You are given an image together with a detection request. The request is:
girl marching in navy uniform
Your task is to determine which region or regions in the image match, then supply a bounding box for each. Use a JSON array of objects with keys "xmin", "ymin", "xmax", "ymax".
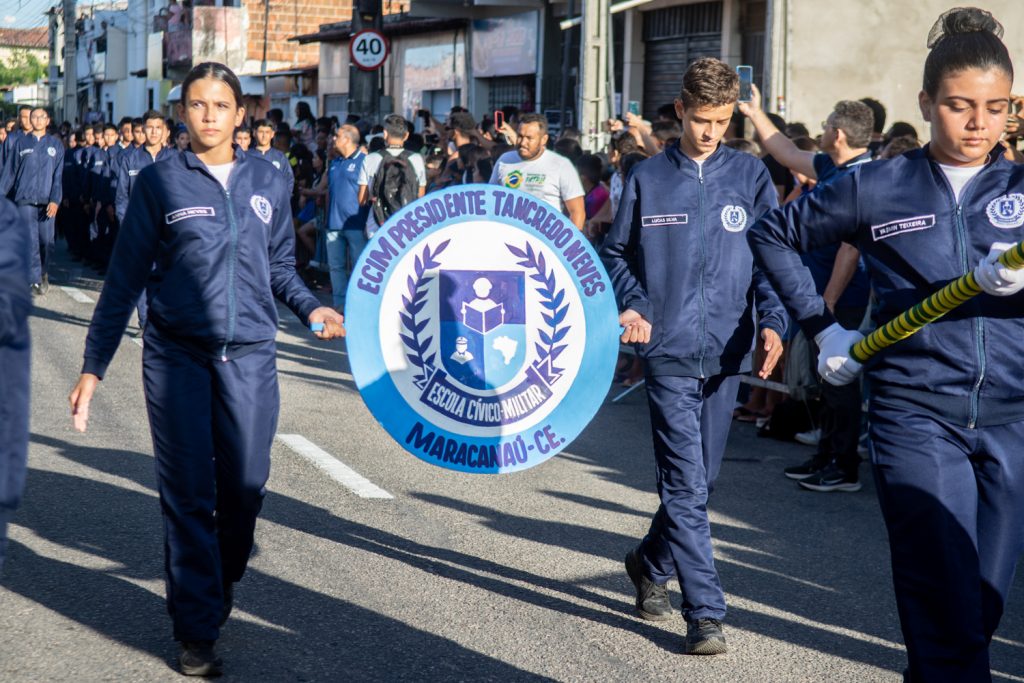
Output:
[
  {"xmin": 748, "ymin": 9, "xmax": 1024, "ymax": 681},
  {"xmin": 69, "ymin": 62, "xmax": 345, "ymax": 676}
]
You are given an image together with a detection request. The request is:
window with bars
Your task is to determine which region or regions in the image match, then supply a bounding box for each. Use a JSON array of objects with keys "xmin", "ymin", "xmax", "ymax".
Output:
[{"xmin": 489, "ymin": 76, "xmax": 535, "ymax": 113}]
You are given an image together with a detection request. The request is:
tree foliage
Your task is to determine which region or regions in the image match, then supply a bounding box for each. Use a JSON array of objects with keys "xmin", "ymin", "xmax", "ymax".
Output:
[{"xmin": 0, "ymin": 49, "xmax": 47, "ymax": 87}]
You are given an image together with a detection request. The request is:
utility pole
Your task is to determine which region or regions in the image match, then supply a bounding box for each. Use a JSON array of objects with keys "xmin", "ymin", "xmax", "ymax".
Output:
[
  {"xmin": 348, "ymin": 0, "xmax": 382, "ymax": 123},
  {"xmin": 261, "ymin": 0, "xmax": 271, "ymax": 75},
  {"xmin": 577, "ymin": 0, "xmax": 610, "ymax": 152},
  {"xmin": 63, "ymin": 0, "xmax": 78, "ymax": 125}
]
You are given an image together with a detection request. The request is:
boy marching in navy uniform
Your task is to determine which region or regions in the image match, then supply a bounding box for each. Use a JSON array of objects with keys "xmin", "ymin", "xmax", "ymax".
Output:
[
  {"xmin": 249, "ymin": 118, "xmax": 294, "ymax": 195},
  {"xmin": 115, "ymin": 111, "xmax": 178, "ymax": 223},
  {"xmin": 600, "ymin": 58, "xmax": 785, "ymax": 654},
  {"xmin": 115, "ymin": 111, "xmax": 177, "ymax": 331},
  {"xmin": 69, "ymin": 63, "xmax": 345, "ymax": 677},
  {"xmin": 748, "ymin": 9, "xmax": 1024, "ymax": 681},
  {"xmin": 0, "ymin": 107, "xmax": 63, "ymax": 295},
  {"xmin": 0, "ymin": 196, "xmax": 30, "ymax": 575}
]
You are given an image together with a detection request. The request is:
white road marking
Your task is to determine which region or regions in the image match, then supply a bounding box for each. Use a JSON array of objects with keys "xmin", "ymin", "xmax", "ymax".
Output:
[
  {"xmin": 60, "ymin": 286, "xmax": 94, "ymax": 304},
  {"xmin": 275, "ymin": 434, "xmax": 393, "ymax": 499},
  {"xmin": 130, "ymin": 336, "xmax": 144, "ymax": 348}
]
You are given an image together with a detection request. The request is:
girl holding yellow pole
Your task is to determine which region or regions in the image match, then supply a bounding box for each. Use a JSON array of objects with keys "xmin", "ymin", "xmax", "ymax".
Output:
[{"xmin": 748, "ymin": 8, "xmax": 1024, "ymax": 682}]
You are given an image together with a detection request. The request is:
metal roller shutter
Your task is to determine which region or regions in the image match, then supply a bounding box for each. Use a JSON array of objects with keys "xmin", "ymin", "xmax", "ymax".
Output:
[{"xmin": 642, "ymin": 2, "xmax": 723, "ymax": 119}]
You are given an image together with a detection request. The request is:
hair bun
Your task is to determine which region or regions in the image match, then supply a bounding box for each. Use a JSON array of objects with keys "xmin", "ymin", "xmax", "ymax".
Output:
[{"xmin": 927, "ymin": 7, "xmax": 1003, "ymax": 48}]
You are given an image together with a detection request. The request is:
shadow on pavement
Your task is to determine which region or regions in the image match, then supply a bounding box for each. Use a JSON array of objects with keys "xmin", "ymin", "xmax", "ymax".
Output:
[{"xmin": 5, "ymin": 441, "xmax": 558, "ymax": 681}]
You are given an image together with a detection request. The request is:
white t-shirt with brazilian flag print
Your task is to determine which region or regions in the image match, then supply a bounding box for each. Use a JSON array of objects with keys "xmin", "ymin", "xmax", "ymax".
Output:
[{"xmin": 490, "ymin": 149, "xmax": 585, "ymax": 213}]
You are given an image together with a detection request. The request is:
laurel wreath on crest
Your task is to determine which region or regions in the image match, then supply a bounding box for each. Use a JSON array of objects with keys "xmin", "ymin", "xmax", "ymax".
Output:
[
  {"xmin": 400, "ymin": 239, "xmax": 450, "ymax": 388},
  {"xmin": 506, "ymin": 242, "xmax": 569, "ymax": 378}
]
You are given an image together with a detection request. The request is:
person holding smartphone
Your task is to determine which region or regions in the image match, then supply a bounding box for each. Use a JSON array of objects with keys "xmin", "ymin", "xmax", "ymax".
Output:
[
  {"xmin": 748, "ymin": 9, "xmax": 1024, "ymax": 679},
  {"xmin": 68, "ymin": 62, "xmax": 345, "ymax": 677}
]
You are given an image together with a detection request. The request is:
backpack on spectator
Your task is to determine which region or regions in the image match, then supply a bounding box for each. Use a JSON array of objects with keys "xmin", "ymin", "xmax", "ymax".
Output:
[{"xmin": 371, "ymin": 150, "xmax": 419, "ymax": 226}]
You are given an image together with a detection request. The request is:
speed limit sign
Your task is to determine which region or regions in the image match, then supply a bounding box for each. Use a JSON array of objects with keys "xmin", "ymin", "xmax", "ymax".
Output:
[{"xmin": 350, "ymin": 30, "xmax": 389, "ymax": 71}]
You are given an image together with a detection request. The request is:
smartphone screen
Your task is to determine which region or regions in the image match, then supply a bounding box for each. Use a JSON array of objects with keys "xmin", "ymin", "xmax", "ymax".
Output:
[
  {"xmin": 737, "ymin": 65, "xmax": 754, "ymax": 103},
  {"xmin": 627, "ymin": 100, "xmax": 640, "ymax": 116}
]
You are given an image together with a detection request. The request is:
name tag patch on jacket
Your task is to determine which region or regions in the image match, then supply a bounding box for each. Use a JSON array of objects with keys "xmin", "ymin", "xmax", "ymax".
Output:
[
  {"xmin": 166, "ymin": 207, "xmax": 216, "ymax": 223},
  {"xmin": 641, "ymin": 214, "xmax": 688, "ymax": 228},
  {"xmin": 871, "ymin": 214, "xmax": 936, "ymax": 241}
]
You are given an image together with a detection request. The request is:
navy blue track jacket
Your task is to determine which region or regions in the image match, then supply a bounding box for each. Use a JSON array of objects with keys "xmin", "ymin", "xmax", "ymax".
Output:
[
  {"xmin": 248, "ymin": 147, "xmax": 294, "ymax": 195},
  {"xmin": 115, "ymin": 145, "xmax": 178, "ymax": 222},
  {"xmin": 62, "ymin": 146, "xmax": 83, "ymax": 203},
  {"xmin": 73, "ymin": 146, "xmax": 98, "ymax": 202},
  {"xmin": 748, "ymin": 146, "xmax": 1024, "ymax": 428},
  {"xmin": 600, "ymin": 143, "xmax": 786, "ymax": 377},
  {"xmin": 85, "ymin": 145, "xmax": 117, "ymax": 207},
  {"xmin": 0, "ymin": 133, "xmax": 63, "ymax": 206},
  {"xmin": 82, "ymin": 148, "xmax": 322, "ymax": 378},
  {"xmin": 0, "ymin": 129, "xmax": 26, "ymax": 177},
  {"xmin": 0, "ymin": 197, "xmax": 31, "ymax": 512}
]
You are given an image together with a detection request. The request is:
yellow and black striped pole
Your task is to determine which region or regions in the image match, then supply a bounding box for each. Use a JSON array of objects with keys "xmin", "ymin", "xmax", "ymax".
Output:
[{"xmin": 850, "ymin": 239, "xmax": 1024, "ymax": 363}]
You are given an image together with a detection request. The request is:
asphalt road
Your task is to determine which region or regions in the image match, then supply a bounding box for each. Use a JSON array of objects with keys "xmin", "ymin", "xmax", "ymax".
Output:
[{"xmin": 1, "ymin": 245, "xmax": 1022, "ymax": 682}]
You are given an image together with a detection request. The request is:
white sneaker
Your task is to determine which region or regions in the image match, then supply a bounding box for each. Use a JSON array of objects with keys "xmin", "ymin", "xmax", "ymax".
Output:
[{"xmin": 794, "ymin": 428, "xmax": 821, "ymax": 446}]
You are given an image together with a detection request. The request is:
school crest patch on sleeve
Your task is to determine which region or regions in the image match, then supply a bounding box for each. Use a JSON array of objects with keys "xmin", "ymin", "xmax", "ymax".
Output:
[{"xmin": 250, "ymin": 195, "xmax": 273, "ymax": 224}]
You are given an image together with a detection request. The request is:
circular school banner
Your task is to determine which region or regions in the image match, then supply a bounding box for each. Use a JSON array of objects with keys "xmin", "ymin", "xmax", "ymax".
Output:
[{"xmin": 346, "ymin": 184, "xmax": 619, "ymax": 473}]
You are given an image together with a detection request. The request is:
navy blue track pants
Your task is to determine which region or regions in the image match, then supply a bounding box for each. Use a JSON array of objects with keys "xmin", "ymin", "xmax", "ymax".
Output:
[
  {"xmin": 870, "ymin": 402, "xmax": 1024, "ymax": 683},
  {"xmin": 639, "ymin": 373, "xmax": 741, "ymax": 623},
  {"xmin": 17, "ymin": 204, "xmax": 54, "ymax": 284},
  {"xmin": 142, "ymin": 332, "xmax": 279, "ymax": 642}
]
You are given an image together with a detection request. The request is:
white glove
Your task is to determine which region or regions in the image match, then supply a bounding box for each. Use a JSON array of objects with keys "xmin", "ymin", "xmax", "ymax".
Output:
[
  {"xmin": 813, "ymin": 322, "xmax": 865, "ymax": 387},
  {"xmin": 974, "ymin": 242, "xmax": 1024, "ymax": 297}
]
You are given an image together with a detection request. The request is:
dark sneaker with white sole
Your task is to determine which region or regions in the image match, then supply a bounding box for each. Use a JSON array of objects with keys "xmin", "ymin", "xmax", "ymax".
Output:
[
  {"xmin": 798, "ymin": 463, "xmax": 862, "ymax": 492},
  {"xmin": 783, "ymin": 457, "xmax": 829, "ymax": 480},
  {"xmin": 179, "ymin": 640, "xmax": 223, "ymax": 677},
  {"xmin": 684, "ymin": 618, "xmax": 727, "ymax": 655},
  {"xmin": 624, "ymin": 546, "xmax": 673, "ymax": 621}
]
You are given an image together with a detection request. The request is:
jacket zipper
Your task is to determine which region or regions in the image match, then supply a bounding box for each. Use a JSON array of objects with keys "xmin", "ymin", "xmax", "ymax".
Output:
[
  {"xmin": 697, "ymin": 161, "xmax": 707, "ymax": 379},
  {"xmin": 221, "ymin": 185, "xmax": 239, "ymax": 362},
  {"xmin": 936, "ymin": 168, "xmax": 985, "ymax": 428}
]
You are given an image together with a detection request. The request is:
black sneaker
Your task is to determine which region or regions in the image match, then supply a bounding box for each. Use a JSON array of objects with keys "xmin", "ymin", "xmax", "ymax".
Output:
[
  {"xmin": 219, "ymin": 583, "xmax": 234, "ymax": 627},
  {"xmin": 798, "ymin": 463, "xmax": 862, "ymax": 492},
  {"xmin": 624, "ymin": 546, "xmax": 673, "ymax": 621},
  {"xmin": 684, "ymin": 618, "xmax": 727, "ymax": 655},
  {"xmin": 179, "ymin": 640, "xmax": 223, "ymax": 677},
  {"xmin": 784, "ymin": 457, "xmax": 828, "ymax": 480}
]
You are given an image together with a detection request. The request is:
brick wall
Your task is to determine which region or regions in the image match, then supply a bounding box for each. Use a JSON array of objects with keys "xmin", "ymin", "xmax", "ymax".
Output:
[
  {"xmin": 241, "ymin": 0, "xmax": 410, "ymax": 68},
  {"xmin": 243, "ymin": 0, "xmax": 355, "ymax": 66}
]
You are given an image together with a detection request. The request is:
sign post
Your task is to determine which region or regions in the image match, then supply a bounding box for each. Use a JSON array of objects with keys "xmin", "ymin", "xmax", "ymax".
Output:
[{"xmin": 348, "ymin": 0, "xmax": 384, "ymax": 123}]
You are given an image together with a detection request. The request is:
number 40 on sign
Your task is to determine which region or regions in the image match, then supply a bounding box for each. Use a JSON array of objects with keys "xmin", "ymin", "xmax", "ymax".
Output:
[{"xmin": 350, "ymin": 29, "xmax": 389, "ymax": 71}]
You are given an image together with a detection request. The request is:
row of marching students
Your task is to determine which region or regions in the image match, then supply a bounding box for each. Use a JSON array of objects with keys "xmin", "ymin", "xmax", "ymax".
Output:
[{"xmin": 61, "ymin": 111, "xmax": 177, "ymax": 305}]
